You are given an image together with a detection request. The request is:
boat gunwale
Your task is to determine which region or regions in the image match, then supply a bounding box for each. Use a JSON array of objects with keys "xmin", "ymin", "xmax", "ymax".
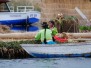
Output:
[{"xmin": 21, "ymin": 43, "xmax": 91, "ymax": 47}]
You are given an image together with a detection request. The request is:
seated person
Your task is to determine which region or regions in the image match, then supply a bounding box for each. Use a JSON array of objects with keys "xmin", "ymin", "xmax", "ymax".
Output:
[
  {"xmin": 35, "ymin": 22, "xmax": 56, "ymax": 44},
  {"xmin": 54, "ymin": 32, "xmax": 68, "ymax": 43},
  {"xmin": 48, "ymin": 20, "xmax": 58, "ymax": 41}
]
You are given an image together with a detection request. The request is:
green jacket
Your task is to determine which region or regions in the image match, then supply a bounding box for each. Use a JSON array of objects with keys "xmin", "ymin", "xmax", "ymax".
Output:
[
  {"xmin": 51, "ymin": 27, "xmax": 58, "ymax": 36},
  {"xmin": 35, "ymin": 29, "xmax": 52, "ymax": 42}
]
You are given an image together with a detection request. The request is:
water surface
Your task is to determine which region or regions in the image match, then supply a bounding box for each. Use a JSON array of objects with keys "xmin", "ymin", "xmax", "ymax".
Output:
[{"xmin": 0, "ymin": 58, "xmax": 91, "ymax": 68}]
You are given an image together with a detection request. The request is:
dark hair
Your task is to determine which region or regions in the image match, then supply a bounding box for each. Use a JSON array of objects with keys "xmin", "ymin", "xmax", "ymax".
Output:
[
  {"xmin": 41, "ymin": 22, "xmax": 48, "ymax": 28},
  {"xmin": 49, "ymin": 20, "xmax": 55, "ymax": 26}
]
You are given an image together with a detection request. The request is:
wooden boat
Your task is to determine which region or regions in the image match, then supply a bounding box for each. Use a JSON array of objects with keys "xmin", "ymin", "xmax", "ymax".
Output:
[{"xmin": 21, "ymin": 43, "xmax": 91, "ymax": 58}]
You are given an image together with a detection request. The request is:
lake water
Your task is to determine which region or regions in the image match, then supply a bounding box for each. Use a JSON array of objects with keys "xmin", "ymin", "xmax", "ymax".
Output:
[{"xmin": 0, "ymin": 58, "xmax": 91, "ymax": 68}]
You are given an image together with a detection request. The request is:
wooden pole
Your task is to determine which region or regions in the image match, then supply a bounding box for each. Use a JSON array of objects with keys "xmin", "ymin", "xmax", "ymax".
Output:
[{"xmin": 0, "ymin": 32, "xmax": 91, "ymax": 39}]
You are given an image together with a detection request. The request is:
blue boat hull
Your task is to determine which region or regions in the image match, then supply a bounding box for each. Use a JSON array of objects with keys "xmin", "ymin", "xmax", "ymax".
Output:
[
  {"xmin": 0, "ymin": 12, "xmax": 41, "ymax": 25},
  {"xmin": 28, "ymin": 18, "xmax": 39, "ymax": 24},
  {"xmin": 0, "ymin": 19, "xmax": 26, "ymax": 25},
  {"xmin": 0, "ymin": 18, "xmax": 40, "ymax": 25},
  {"xmin": 31, "ymin": 53, "xmax": 91, "ymax": 58}
]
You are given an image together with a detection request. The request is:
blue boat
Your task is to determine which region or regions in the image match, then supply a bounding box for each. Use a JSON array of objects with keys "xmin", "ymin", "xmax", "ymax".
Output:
[
  {"xmin": 21, "ymin": 43, "xmax": 91, "ymax": 58},
  {"xmin": 27, "ymin": 11, "xmax": 40, "ymax": 24},
  {"xmin": 0, "ymin": 0, "xmax": 41, "ymax": 25}
]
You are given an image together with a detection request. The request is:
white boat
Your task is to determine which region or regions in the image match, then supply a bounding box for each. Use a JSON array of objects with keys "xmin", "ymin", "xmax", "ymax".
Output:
[
  {"xmin": 0, "ymin": 12, "xmax": 40, "ymax": 25},
  {"xmin": 0, "ymin": 0, "xmax": 40, "ymax": 25},
  {"xmin": 21, "ymin": 43, "xmax": 91, "ymax": 58}
]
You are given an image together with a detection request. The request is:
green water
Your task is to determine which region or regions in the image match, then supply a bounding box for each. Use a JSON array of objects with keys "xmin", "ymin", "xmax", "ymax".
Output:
[{"xmin": 0, "ymin": 58, "xmax": 91, "ymax": 68}]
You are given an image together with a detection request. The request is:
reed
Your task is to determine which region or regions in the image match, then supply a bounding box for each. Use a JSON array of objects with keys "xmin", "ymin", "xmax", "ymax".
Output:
[{"xmin": 0, "ymin": 40, "xmax": 41, "ymax": 59}]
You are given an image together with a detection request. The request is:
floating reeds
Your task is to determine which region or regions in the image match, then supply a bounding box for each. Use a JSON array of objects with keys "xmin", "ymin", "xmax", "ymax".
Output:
[{"xmin": 0, "ymin": 40, "xmax": 41, "ymax": 59}]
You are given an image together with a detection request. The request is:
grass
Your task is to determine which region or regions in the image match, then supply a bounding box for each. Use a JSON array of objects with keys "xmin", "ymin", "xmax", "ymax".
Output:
[
  {"xmin": 79, "ymin": 26, "xmax": 91, "ymax": 31},
  {"xmin": 0, "ymin": 40, "xmax": 41, "ymax": 49}
]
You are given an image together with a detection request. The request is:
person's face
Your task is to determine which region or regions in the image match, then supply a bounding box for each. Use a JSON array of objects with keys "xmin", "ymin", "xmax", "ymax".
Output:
[{"xmin": 49, "ymin": 22, "xmax": 53, "ymax": 28}]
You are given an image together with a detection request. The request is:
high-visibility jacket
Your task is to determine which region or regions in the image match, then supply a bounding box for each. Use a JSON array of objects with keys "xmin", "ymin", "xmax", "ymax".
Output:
[
  {"xmin": 35, "ymin": 29, "xmax": 52, "ymax": 42},
  {"xmin": 51, "ymin": 27, "xmax": 58, "ymax": 36}
]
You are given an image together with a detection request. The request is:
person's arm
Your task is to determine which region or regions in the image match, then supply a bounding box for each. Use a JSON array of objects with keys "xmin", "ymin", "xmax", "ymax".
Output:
[
  {"xmin": 35, "ymin": 31, "xmax": 41, "ymax": 40},
  {"xmin": 52, "ymin": 27, "xmax": 58, "ymax": 36}
]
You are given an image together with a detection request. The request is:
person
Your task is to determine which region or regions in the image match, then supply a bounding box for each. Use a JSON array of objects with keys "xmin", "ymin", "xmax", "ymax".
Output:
[
  {"xmin": 54, "ymin": 13, "xmax": 64, "ymax": 33},
  {"xmin": 54, "ymin": 32, "xmax": 68, "ymax": 43},
  {"xmin": 48, "ymin": 20, "xmax": 58, "ymax": 41},
  {"xmin": 35, "ymin": 22, "xmax": 56, "ymax": 44},
  {"xmin": 48, "ymin": 20, "xmax": 58, "ymax": 36}
]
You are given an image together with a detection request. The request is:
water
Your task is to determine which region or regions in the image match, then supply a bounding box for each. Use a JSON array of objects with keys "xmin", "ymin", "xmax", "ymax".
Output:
[
  {"xmin": 0, "ymin": 58, "xmax": 91, "ymax": 68},
  {"xmin": 11, "ymin": 25, "xmax": 39, "ymax": 32}
]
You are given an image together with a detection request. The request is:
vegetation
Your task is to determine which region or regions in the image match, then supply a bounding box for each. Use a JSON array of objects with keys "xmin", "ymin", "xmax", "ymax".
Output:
[
  {"xmin": 0, "ymin": 40, "xmax": 41, "ymax": 59},
  {"xmin": 34, "ymin": 4, "xmax": 41, "ymax": 12},
  {"xmin": 54, "ymin": 16, "xmax": 79, "ymax": 33},
  {"xmin": 79, "ymin": 26, "xmax": 91, "ymax": 32},
  {"xmin": 0, "ymin": 40, "xmax": 41, "ymax": 49},
  {"xmin": 0, "ymin": 25, "xmax": 11, "ymax": 33}
]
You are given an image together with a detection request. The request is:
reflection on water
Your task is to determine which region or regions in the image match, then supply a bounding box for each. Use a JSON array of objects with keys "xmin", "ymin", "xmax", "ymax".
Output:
[
  {"xmin": 11, "ymin": 25, "xmax": 39, "ymax": 32},
  {"xmin": 0, "ymin": 58, "xmax": 91, "ymax": 68}
]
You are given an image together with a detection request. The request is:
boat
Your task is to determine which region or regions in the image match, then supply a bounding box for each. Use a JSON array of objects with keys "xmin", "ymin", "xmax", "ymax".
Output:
[
  {"xmin": 21, "ymin": 43, "xmax": 91, "ymax": 58},
  {"xmin": 0, "ymin": 0, "xmax": 40, "ymax": 25}
]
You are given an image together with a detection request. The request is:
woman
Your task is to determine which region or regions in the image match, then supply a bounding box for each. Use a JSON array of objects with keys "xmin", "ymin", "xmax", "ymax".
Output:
[
  {"xmin": 35, "ymin": 22, "xmax": 56, "ymax": 44},
  {"xmin": 48, "ymin": 20, "xmax": 58, "ymax": 41}
]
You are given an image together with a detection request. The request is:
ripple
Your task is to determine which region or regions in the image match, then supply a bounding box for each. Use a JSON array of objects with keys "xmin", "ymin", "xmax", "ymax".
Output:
[{"xmin": 0, "ymin": 58, "xmax": 91, "ymax": 68}]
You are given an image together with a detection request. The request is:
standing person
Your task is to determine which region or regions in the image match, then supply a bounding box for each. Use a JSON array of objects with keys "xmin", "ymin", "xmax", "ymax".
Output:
[
  {"xmin": 48, "ymin": 20, "xmax": 58, "ymax": 41},
  {"xmin": 35, "ymin": 22, "xmax": 56, "ymax": 44},
  {"xmin": 54, "ymin": 13, "xmax": 64, "ymax": 33}
]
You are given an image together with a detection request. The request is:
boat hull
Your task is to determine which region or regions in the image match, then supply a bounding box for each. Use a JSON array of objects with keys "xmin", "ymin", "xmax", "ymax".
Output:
[
  {"xmin": 0, "ymin": 11, "xmax": 40, "ymax": 25},
  {"xmin": 28, "ymin": 11, "xmax": 40, "ymax": 23},
  {"xmin": 0, "ymin": 12, "xmax": 27, "ymax": 25},
  {"xmin": 30, "ymin": 52, "xmax": 91, "ymax": 58},
  {"xmin": 0, "ymin": 19, "xmax": 26, "ymax": 25},
  {"xmin": 21, "ymin": 43, "xmax": 91, "ymax": 58}
]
